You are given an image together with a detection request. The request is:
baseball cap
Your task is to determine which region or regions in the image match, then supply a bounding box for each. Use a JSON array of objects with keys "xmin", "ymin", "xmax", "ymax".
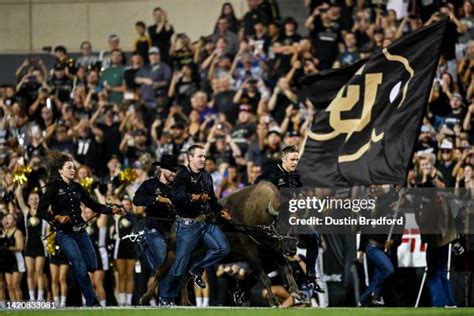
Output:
[
  {"xmin": 267, "ymin": 127, "xmax": 281, "ymax": 137},
  {"xmin": 439, "ymin": 139, "xmax": 454, "ymax": 150},
  {"xmin": 148, "ymin": 47, "xmax": 160, "ymax": 55},
  {"xmin": 54, "ymin": 63, "xmax": 65, "ymax": 71},
  {"xmin": 239, "ymin": 104, "xmax": 252, "ymax": 112}
]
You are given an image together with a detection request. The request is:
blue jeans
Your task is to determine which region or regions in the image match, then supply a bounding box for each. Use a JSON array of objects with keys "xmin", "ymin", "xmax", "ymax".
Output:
[
  {"xmin": 360, "ymin": 243, "xmax": 394, "ymax": 305},
  {"xmin": 427, "ymin": 244, "xmax": 455, "ymax": 307},
  {"xmin": 56, "ymin": 230, "xmax": 99, "ymax": 306},
  {"xmin": 159, "ymin": 219, "xmax": 230, "ymax": 300},
  {"xmin": 137, "ymin": 228, "xmax": 167, "ymax": 272}
]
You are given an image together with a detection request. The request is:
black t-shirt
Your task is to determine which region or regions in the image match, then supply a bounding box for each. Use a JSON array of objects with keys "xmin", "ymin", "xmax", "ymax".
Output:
[
  {"xmin": 17, "ymin": 81, "xmax": 41, "ymax": 108},
  {"xmin": 444, "ymin": 109, "xmax": 466, "ymax": 129},
  {"xmin": 135, "ymin": 38, "xmax": 150, "ymax": 64},
  {"xmin": 355, "ymin": 29, "xmax": 372, "ymax": 50},
  {"xmin": 236, "ymin": 90, "xmax": 261, "ymax": 113},
  {"xmin": 148, "ymin": 24, "xmax": 174, "ymax": 65},
  {"xmin": 277, "ymin": 33, "xmax": 302, "ymax": 74},
  {"xmin": 124, "ymin": 67, "xmax": 140, "ymax": 91},
  {"xmin": 231, "ymin": 121, "xmax": 257, "ymax": 154},
  {"xmin": 74, "ymin": 136, "xmax": 100, "ymax": 172},
  {"xmin": 311, "ymin": 17, "xmax": 342, "ymax": 69},
  {"xmin": 242, "ymin": 9, "xmax": 269, "ymax": 37},
  {"xmin": 174, "ymin": 78, "xmax": 199, "ymax": 113},
  {"xmin": 429, "ymin": 92, "xmax": 452, "ymax": 118},
  {"xmin": 209, "ymin": 144, "xmax": 235, "ymax": 166},
  {"xmin": 96, "ymin": 122, "xmax": 121, "ymax": 162},
  {"xmin": 215, "ymin": 90, "xmax": 237, "ymax": 124},
  {"xmin": 172, "ymin": 48, "xmax": 194, "ymax": 70},
  {"xmin": 48, "ymin": 76, "xmax": 73, "ymax": 102},
  {"xmin": 272, "ymin": 93, "xmax": 295, "ymax": 124}
]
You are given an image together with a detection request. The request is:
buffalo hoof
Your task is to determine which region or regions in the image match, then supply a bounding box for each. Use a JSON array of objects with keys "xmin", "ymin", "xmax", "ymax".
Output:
[{"xmin": 139, "ymin": 294, "xmax": 152, "ymax": 306}]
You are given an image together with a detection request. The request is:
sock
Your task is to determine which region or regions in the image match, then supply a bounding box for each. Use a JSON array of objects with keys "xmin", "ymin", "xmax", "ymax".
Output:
[
  {"xmin": 81, "ymin": 295, "xmax": 86, "ymax": 306},
  {"xmin": 126, "ymin": 293, "xmax": 132, "ymax": 306},
  {"xmin": 119, "ymin": 293, "xmax": 126, "ymax": 306},
  {"xmin": 202, "ymin": 297, "xmax": 209, "ymax": 307},
  {"xmin": 60, "ymin": 295, "xmax": 67, "ymax": 307},
  {"xmin": 149, "ymin": 298, "xmax": 157, "ymax": 307},
  {"xmin": 54, "ymin": 296, "xmax": 60, "ymax": 307},
  {"xmin": 37, "ymin": 290, "xmax": 44, "ymax": 301},
  {"xmin": 100, "ymin": 299, "xmax": 106, "ymax": 307},
  {"xmin": 29, "ymin": 290, "xmax": 35, "ymax": 300},
  {"xmin": 196, "ymin": 297, "xmax": 203, "ymax": 307}
]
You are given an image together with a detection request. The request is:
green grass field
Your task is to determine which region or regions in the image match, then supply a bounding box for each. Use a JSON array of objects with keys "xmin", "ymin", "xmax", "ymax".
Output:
[{"xmin": 3, "ymin": 308, "xmax": 474, "ymax": 316}]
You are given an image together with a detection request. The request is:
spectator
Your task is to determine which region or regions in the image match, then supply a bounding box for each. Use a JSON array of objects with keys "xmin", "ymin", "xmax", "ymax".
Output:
[
  {"xmin": 48, "ymin": 63, "xmax": 73, "ymax": 103},
  {"xmin": 100, "ymin": 34, "xmax": 127, "ymax": 68},
  {"xmin": 124, "ymin": 53, "xmax": 144, "ymax": 98},
  {"xmin": 100, "ymin": 49, "xmax": 125, "ymax": 105},
  {"xmin": 134, "ymin": 21, "xmax": 152, "ymax": 64},
  {"xmin": 53, "ymin": 45, "xmax": 76, "ymax": 76},
  {"xmin": 76, "ymin": 41, "xmax": 99, "ymax": 69},
  {"xmin": 242, "ymin": 0, "xmax": 269, "ymax": 38},
  {"xmin": 333, "ymin": 32, "xmax": 360, "ymax": 68},
  {"xmin": 148, "ymin": 7, "xmax": 174, "ymax": 66},
  {"xmin": 169, "ymin": 33, "xmax": 195, "ymax": 70},
  {"xmin": 212, "ymin": 17, "xmax": 239, "ymax": 56},
  {"xmin": 215, "ymin": 2, "xmax": 240, "ymax": 34},
  {"xmin": 135, "ymin": 47, "xmax": 172, "ymax": 110}
]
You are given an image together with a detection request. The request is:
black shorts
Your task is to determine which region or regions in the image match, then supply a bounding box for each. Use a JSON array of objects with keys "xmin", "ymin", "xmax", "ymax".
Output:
[
  {"xmin": 4, "ymin": 252, "xmax": 26, "ymax": 273},
  {"xmin": 25, "ymin": 241, "xmax": 46, "ymax": 258},
  {"xmin": 49, "ymin": 252, "xmax": 69, "ymax": 266},
  {"xmin": 114, "ymin": 239, "xmax": 137, "ymax": 260}
]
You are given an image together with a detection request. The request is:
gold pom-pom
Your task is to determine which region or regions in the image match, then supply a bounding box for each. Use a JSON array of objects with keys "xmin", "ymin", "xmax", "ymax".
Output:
[
  {"xmin": 45, "ymin": 232, "xmax": 58, "ymax": 256},
  {"xmin": 79, "ymin": 177, "xmax": 94, "ymax": 191},
  {"xmin": 13, "ymin": 165, "xmax": 32, "ymax": 185},
  {"xmin": 119, "ymin": 168, "xmax": 138, "ymax": 186}
]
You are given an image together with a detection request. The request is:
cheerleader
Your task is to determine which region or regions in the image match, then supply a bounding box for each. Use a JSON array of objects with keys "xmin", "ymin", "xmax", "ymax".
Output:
[
  {"xmin": 84, "ymin": 207, "xmax": 109, "ymax": 307},
  {"xmin": 2, "ymin": 213, "xmax": 25, "ymax": 300},
  {"xmin": 113, "ymin": 196, "xmax": 137, "ymax": 306},
  {"xmin": 16, "ymin": 185, "xmax": 47, "ymax": 301},
  {"xmin": 46, "ymin": 224, "xmax": 69, "ymax": 308}
]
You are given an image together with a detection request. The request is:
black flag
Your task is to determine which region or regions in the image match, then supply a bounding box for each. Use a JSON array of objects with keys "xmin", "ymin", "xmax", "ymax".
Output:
[{"xmin": 298, "ymin": 18, "xmax": 448, "ymax": 187}]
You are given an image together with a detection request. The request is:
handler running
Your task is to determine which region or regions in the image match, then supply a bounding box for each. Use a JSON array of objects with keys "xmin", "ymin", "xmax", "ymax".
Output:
[
  {"xmin": 158, "ymin": 144, "xmax": 231, "ymax": 306},
  {"xmin": 38, "ymin": 152, "xmax": 123, "ymax": 306},
  {"xmin": 256, "ymin": 145, "xmax": 324, "ymax": 293}
]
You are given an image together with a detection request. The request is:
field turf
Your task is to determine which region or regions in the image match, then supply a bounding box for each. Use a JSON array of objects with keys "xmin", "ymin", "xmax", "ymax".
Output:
[{"xmin": 3, "ymin": 307, "xmax": 474, "ymax": 316}]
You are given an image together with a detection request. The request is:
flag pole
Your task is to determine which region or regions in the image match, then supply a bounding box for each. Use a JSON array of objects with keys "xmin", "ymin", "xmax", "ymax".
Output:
[{"xmin": 385, "ymin": 187, "xmax": 405, "ymax": 252}]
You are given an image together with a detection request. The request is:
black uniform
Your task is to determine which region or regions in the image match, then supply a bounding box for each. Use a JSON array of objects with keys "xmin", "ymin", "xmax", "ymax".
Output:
[
  {"xmin": 86, "ymin": 220, "xmax": 109, "ymax": 270},
  {"xmin": 24, "ymin": 212, "xmax": 47, "ymax": 258},
  {"xmin": 113, "ymin": 215, "xmax": 137, "ymax": 260},
  {"xmin": 133, "ymin": 177, "xmax": 176, "ymax": 233},
  {"xmin": 38, "ymin": 178, "xmax": 113, "ymax": 231},
  {"xmin": 0, "ymin": 230, "xmax": 26, "ymax": 273},
  {"xmin": 255, "ymin": 163, "xmax": 303, "ymax": 189},
  {"xmin": 172, "ymin": 166, "xmax": 223, "ymax": 218},
  {"xmin": 256, "ymin": 162, "xmax": 320, "ymax": 278}
]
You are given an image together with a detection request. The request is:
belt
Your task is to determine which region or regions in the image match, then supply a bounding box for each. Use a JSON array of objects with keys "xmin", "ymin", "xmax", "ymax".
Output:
[{"xmin": 177, "ymin": 214, "xmax": 209, "ymax": 223}]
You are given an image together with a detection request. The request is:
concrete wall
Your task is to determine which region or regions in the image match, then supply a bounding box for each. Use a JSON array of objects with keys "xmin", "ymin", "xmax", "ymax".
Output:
[{"xmin": 0, "ymin": 0, "xmax": 246, "ymax": 53}]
